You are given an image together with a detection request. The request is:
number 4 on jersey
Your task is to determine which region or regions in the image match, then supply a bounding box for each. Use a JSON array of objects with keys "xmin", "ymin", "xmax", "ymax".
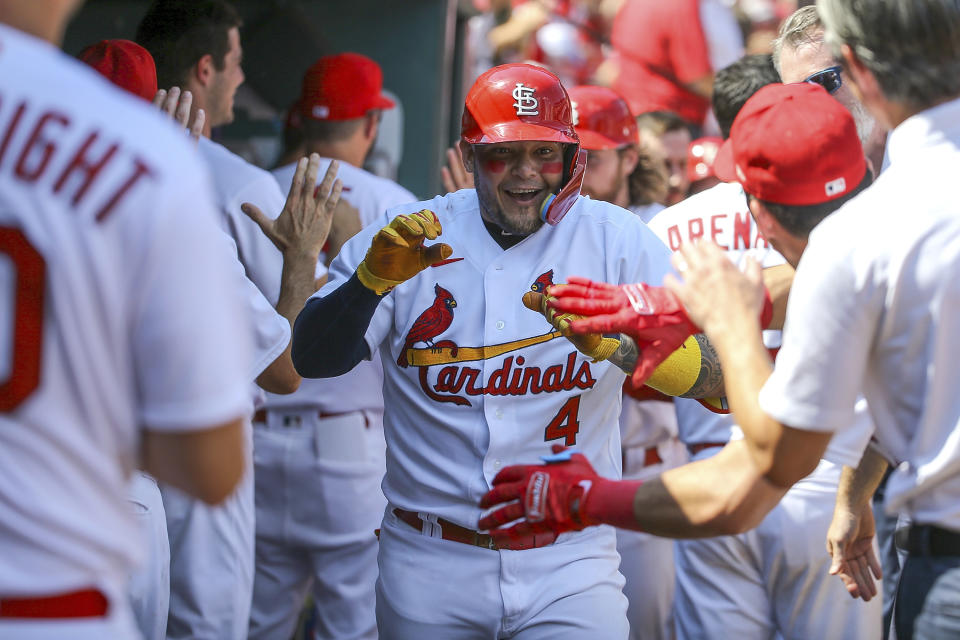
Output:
[{"xmin": 544, "ymin": 395, "xmax": 581, "ymax": 446}]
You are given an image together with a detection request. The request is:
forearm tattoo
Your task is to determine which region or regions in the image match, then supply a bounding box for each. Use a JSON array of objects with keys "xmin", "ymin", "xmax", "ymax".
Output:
[
  {"xmin": 608, "ymin": 334, "xmax": 639, "ymax": 375},
  {"xmin": 679, "ymin": 333, "xmax": 725, "ymax": 399}
]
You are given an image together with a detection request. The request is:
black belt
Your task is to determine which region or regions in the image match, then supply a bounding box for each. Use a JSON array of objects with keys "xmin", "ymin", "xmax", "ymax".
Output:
[{"xmin": 895, "ymin": 524, "xmax": 960, "ymax": 556}]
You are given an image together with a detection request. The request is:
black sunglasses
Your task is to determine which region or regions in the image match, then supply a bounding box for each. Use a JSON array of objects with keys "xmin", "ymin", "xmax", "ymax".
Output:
[{"xmin": 804, "ymin": 65, "xmax": 843, "ymax": 95}]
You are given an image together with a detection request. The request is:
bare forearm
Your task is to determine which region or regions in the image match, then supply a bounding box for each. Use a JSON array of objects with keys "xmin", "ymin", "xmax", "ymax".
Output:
[
  {"xmin": 631, "ymin": 441, "xmax": 788, "ymax": 538},
  {"xmin": 276, "ymin": 250, "xmax": 320, "ymax": 326},
  {"xmin": 608, "ymin": 334, "xmax": 638, "ymax": 373},
  {"xmin": 762, "ymin": 264, "xmax": 795, "ymax": 330},
  {"xmin": 837, "ymin": 447, "xmax": 889, "ymax": 512},
  {"xmin": 609, "ymin": 333, "xmax": 725, "ymax": 399},
  {"xmin": 256, "ymin": 250, "xmax": 317, "ymax": 394}
]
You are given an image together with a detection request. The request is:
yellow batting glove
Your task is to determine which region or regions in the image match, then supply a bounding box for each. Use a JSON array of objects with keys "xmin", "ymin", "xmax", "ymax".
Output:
[
  {"xmin": 356, "ymin": 209, "xmax": 453, "ymax": 295},
  {"xmin": 522, "ymin": 290, "xmax": 620, "ymax": 362}
]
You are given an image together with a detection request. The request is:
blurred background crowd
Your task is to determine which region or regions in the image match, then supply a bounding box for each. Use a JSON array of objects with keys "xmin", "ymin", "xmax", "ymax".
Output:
[{"xmin": 63, "ymin": 0, "xmax": 815, "ymax": 204}]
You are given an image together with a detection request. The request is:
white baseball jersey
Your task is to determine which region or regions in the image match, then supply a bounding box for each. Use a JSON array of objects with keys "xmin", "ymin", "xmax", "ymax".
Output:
[
  {"xmin": 652, "ymin": 175, "xmax": 881, "ymax": 640},
  {"xmin": 200, "ymin": 138, "xmax": 287, "ymax": 304},
  {"xmin": 760, "ymin": 96, "xmax": 960, "ymax": 530},
  {"xmin": 318, "ymin": 191, "xmax": 674, "ymax": 527},
  {"xmin": 648, "ymin": 182, "xmax": 784, "ymax": 446},
  {"xmin": 0, "ymin": 24, "xmax": 252, "ymax": 595},
  {"xmin": 648, "ymin": 181, "xmax": 872, "ymax": 464},
  {"xmin": 268, "ymin": 157, "xmax": 415, "ymax": 412}
]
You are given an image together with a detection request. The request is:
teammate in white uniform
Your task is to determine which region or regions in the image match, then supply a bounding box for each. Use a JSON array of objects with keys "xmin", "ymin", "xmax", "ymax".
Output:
[
  {"xmin": 290, "ymin": 64, "xmax": 733, "ymax": 639},
  {"xmin": 136, "ymin": 4, "xmax": 340, "ymax": 637},
  {"xmin": 647, "ymin": 56, "xmax": 881, "ymax": 640},
  {"xmin": 566, "ymin": 84, "xmax": 681, "ymax": 640},
  {"xmin": 249, "ymin": 53, "xmax": 415, "ymax": 640},
  {"xmin": 0, "ymin": 2, "xmax": 252, "ymax": 637}
]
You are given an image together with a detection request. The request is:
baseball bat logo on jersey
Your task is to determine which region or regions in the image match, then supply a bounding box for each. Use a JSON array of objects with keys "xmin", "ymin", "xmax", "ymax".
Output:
[
  {"xmin": 399, "ymin": 274, "xmax": 597, "ymax": 407},
  {"xmin": 397, "ymin": 283, "xmax": 458, "ymax": 368}
]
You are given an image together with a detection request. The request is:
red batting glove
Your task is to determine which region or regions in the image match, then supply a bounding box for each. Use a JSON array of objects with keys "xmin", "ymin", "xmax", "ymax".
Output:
[
  {"xmin": 478, "ymin": 445, "xmax": 641, "ymax": 547},
  {"xmin": 547, "ymin": 278, "xmax": 699, "ymax": 386},
  {"xmin": 549, "ymin": 277, "xmax": 773, "ymax": 387}
]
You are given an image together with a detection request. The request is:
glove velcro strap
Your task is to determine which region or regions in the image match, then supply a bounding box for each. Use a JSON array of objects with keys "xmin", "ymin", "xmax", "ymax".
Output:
[
  {"xmin": 356, "ymin": 261, "xmax": 404, "ymax": 296},
  {"xmin": 645, "ymin": 334, "xmax": 702, "ymax": 396}
]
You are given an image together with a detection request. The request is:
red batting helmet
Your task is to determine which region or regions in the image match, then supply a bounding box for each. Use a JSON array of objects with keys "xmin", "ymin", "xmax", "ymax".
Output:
[
  {"xmin": 461, "ymin": 63, "xmax": 586, "ymax": 226},
  {"xmin": 567, "ymin": 85, "xmax": 638, "ymax": 150}
]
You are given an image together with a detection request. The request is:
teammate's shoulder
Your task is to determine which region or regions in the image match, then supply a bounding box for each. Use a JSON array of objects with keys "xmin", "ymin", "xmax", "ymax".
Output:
[
  {"xmin": 343, "ymin": 162, "xmax": 415, "ymax": 197},
  {"xmin": 648, "ymin": 182, "xmax": 745, "ymax": 229},
  {"xmin": 383, "ymin": 190, "xmax": 464, "ymax": 221},
  {"xmin": 198, "ymin": 138, "xmax": 281, "ymax": 197},
  {"xmin": 198, "ymin": 138, "xmax": 272, "ymax": 179}
]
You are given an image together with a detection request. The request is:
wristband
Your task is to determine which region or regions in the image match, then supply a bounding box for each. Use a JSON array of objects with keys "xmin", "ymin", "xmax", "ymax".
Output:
[
  {"xmin": 579, "ymin": 478, "xmax": 643, "ymax": 530},
  {"xmin": 356, "ymin": 261, "xmax": 403, "ymax": 296}
]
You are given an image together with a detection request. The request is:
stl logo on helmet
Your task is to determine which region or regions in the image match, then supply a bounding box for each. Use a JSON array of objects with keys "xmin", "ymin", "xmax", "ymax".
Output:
[{"xmin": 512, "ymin": 82, "xmax": 539, "ymax": 116}]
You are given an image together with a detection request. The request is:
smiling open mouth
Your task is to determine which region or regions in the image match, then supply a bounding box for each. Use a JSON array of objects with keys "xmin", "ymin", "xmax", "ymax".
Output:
[{"xmin": 504, "ymin": 187, "xmax": 544, "ymax": 204}]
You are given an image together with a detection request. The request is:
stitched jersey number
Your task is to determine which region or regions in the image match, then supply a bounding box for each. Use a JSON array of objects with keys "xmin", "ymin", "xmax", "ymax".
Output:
[
  {"xmin": 0, "ymin": 227, "xmax": 45, "ymax": 411},
  {"xmin": 544, "ymin": 395, "xmax": 581, "ymax": 446}
]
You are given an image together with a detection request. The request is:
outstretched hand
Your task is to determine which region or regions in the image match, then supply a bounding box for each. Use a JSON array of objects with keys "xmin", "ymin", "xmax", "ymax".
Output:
[
  {"xmin": 153, "ymin": 87, "xmax": 204, "ymax": 142},
  {"xmin": 241, "ymin": 155, "xmax": 342, "ymax": 259},
  {"xmin": 548, "ymin": 277, "xmax": 698, "ymax": 386},
  {"xmin": 663, "ymin": 241, "xmax": 766, "ymax": 338}
]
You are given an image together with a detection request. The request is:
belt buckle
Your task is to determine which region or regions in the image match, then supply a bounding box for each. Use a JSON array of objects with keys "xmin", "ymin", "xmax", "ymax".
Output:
[
  {"xmin": 484, "ymin": 536, "xmax": 497, "ymax": 550},
  {"xmin": 282, "ymin": 415, "xmax": 302, "ymax": 428}
]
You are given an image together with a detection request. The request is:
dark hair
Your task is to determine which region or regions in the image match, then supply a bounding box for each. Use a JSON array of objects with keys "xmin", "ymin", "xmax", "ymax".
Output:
[
  {"xmin": 301, "ymin": 117, "xmax": 365, "ymax": 144},
  {"xmin": 625, "ymin": 147, "xmax": 667, "ymax": 207},
  {"xmin": 635, "ymin": 110, "xmax": 691, "ymax": 139},
  {"xmin": 135, "ymin": 0, "xmax": 242, "ymax": 89},
  {"xmin": 713, "ymin": 55, "xmax": 781, "ymax": 138},
  {"xmin": 753, "ymin": 170, "xmax": 873, "ymax": 237}
]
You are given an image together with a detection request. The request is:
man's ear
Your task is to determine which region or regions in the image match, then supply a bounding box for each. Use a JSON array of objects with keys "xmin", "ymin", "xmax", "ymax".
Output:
[
  {"xmin": 363, "ymin": 111, "xmax": 380, "ymax": 141},
  {"xmin": 619, "ymin": 145, "xmax": 640, "ymax": 177},
  {"xmin": 194, "ymin": 53, "xmax": 215, "ymax": 88},
  {"xmin": 458, "ymin": 140, "xmax": 474, "ymax": 173},
  {"xmin": 748, "ymin": 197, "xmax": 779, "ymax": 243}
]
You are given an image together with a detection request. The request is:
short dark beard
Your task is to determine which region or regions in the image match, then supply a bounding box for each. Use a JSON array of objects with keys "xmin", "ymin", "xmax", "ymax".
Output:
[{"xmin": 476, "ymin": 185, "xmax": 545, "ymax": 236}]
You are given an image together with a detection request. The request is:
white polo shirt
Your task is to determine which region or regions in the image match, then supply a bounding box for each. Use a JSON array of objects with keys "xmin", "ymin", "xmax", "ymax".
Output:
[{"xmin": 760, "ymin": 96, "xmax": 960, "ymax": 530}]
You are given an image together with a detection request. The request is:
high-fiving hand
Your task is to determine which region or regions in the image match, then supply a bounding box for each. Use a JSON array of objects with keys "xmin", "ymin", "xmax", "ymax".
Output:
[
  {"xmin": 548, "ymin": 277, "xmax": 699, "ymax": 386},
  {"xmin": 241, "ymin": 155, "xmax": 342, "ymax": 260}
]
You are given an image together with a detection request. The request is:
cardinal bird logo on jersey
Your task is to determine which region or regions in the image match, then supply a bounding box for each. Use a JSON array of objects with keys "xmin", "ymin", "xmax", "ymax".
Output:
[
  {"xmin": 530, "ymin": 269, "xmax": 554, "ymax": 293},
  {"xmin": 398, "ymin": 284, "xmax": 458, "ymax": 368}
]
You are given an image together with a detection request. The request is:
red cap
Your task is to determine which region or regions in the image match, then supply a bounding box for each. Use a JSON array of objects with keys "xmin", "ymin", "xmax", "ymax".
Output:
[
  {"xmin": 298, "ymin": 53, "xmax": 395, "ymax": 121},
  {"xmin": 78, "ymin": 39, "xmax": 158, "ymax": 102},
  {"xmin": 567, "ymin": 85, "xmax": 638, "ymax": 150},
  {"xmin": 714, "ymin": 83, "xmax": 866, "ymax": 206},
  {"xmin": 687, "ymin": 137, "xmax": 723, "ymax": 182}
]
